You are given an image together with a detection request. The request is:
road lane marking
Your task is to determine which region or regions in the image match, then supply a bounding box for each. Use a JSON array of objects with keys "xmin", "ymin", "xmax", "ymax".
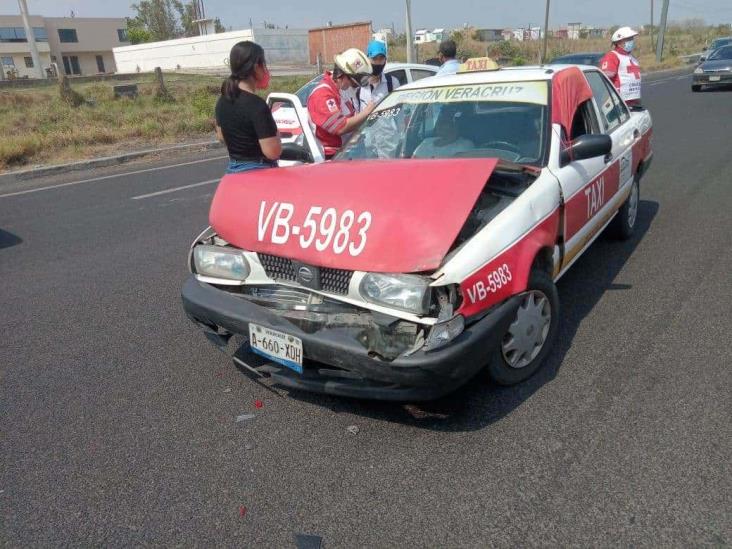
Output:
[
  {"xmin": 646, "ymin": 74, "xmax": 691, "ymax": 86},
  {"xmin": 0, "ymin": 155, "xmax": 227, "ymax": 199},
  {"xmin": 130, "ymin": 179, "xmax": 219, "ymax": 200}
]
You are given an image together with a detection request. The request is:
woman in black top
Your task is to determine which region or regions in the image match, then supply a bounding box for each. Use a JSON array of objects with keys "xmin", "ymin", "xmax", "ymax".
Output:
[{"xmin": 215, "ymin": 41, "xmax": 281, "ymax": 174}]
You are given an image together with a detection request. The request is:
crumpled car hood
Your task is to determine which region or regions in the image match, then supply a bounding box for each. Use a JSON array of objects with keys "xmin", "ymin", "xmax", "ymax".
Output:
[{"xmin": 210, "ymin": 158, "xmax": 498, "ymax": 273}]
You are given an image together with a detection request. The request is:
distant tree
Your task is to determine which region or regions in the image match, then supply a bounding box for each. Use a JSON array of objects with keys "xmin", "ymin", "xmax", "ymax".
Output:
[
  {"xmin": 125, "ymin": 17, "xmax": 152, "ymax": 44},
  {"xmin": 127, "ymin": 25, "xmax": 152, "ymax": 44},
  {"xmin": 131, "ymin": 0, "xmax": 180, "ymax": 41},
  {"xmin": 214, "ymin": 17, "xmax": 226, "ymax": 33},
  {"xmin": 450, "ymin": 30, "xmax": 465, "ymax": 44},
  {"xmin": 174, "ymin": 0, "xmax": 199, "ymax": 37}
]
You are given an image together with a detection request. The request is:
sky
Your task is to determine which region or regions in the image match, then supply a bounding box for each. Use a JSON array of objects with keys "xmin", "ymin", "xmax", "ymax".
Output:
[{"xmin": 7, "ymin": 0, "xmax": 732, "ymax": 31}]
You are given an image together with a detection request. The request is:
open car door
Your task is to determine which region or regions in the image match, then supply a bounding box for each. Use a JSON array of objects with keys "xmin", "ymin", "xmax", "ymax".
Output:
[{"xmin": 267, "ymin": 92, "xmax": 324, "ymax": 166}]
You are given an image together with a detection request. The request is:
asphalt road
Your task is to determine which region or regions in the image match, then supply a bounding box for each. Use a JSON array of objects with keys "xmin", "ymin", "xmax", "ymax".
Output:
[{"xmin": 1, "ymin": 71, "xmax": 730, "ymax": 547}]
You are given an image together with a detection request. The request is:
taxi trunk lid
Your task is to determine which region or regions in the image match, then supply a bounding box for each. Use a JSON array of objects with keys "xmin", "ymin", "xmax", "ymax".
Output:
[{"xmin": 210, "ymin": 158, "xmax": 499, "ymax": 273}]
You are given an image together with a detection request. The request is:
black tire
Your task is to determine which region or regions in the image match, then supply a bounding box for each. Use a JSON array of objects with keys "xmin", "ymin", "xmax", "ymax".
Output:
[
  {"xmin": 487, "ymin": 269, "xmax": 560, "ymax": 386},
  {"xmin": 691, "ymin": 84, "xmax": 702, "ymax": 92},
  {"xmin": 610, "ymin": 175, "xmax": 639, "ymax": 240}
]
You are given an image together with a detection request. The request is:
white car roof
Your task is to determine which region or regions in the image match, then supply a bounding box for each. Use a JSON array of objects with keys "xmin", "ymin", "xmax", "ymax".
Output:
[
  {"xmin": 397, "ymin": 65, "xmax": 596, "ymax": 91},
  {"xmin": 385, "ymin": 62, "xmax": 439, "ymax": 72}
]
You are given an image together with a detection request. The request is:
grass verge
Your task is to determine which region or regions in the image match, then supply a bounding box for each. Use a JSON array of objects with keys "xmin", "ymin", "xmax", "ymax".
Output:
[{"xmin": 0, "ymin": 73, "xmax": 313, "ymax": 171}]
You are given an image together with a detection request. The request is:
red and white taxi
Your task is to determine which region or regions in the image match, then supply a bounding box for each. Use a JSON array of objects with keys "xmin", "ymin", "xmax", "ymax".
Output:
[{"xmin": 182, "ymin": 61, "xmax": 653, "ymax": 400}]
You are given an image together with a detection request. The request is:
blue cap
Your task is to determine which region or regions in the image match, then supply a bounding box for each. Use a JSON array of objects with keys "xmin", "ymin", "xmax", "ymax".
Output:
[{"xmin": 367, "ymin": 40, "xmax": 388, "ymax": 59}]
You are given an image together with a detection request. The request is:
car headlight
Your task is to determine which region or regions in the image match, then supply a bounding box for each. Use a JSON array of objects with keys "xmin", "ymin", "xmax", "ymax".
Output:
[
  {"xmin": 359, "ymin": 273, "xmax": 431, "ymax": 315},
  {"xmin": 694, "ymin": 67, "xmax": 704, "ymax": 74},
  {"xmin": 193, "ymin": 245, "xmax": 249, "ymax": 281}
]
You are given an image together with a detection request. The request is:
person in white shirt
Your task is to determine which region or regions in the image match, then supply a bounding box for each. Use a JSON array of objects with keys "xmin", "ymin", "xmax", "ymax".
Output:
[
  {"xmin": 413, "ymin": 110, "xmax": 474, "ymax": 158},
  {"xmin": 358, "ymin": 40, "xmax": 402, "ymax": 157},
  {"xmin": 435, "ymin": 40, "xmax": 460, "ymax": 76},
  {"xmin": 357, "ymin": 40, "xmax": 401, "ymax": 111}
]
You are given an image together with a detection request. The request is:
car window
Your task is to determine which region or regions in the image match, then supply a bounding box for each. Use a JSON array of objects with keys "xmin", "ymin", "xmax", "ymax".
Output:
[
  {"xmin": 410, "ymin": 69, "xmax": 436, "ymax": 82},
  {"xmin": 569, "ymin": 100, "xmax": 601, "ymax": 141},
  {"xmin": 585, "ymin": 71, "xmax": 625, "ymax": 132},
  {"xmin": 387, "ymin": 69, "xmax": 408, "ymax": 85},
  {"xmin": 602, "ymin": 77, "xmax": 630, "ymax": 123},
  {"xmin": 337, "ymin": 80, "xmax": 550, "ymax": 165},
  {"xmin": 709, "ymin": 45, "xmax": 732, "ymax": 60}
]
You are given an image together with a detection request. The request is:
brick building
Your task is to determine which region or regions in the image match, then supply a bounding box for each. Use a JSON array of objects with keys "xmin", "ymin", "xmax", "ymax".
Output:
[{"xmin": 308, "ymin": 21, "xmax": 371, "ymax": 65}]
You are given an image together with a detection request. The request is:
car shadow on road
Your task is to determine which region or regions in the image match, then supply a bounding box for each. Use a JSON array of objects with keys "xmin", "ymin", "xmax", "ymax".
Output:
[
  {"xmin": 266, "ymin": 200, "xmax": 660, "ymax": 432},
  {"xmin": 698, "ymin": 84, "xmax": 732, "ymax": 93},
  {"xmin": 0, "ymin": 229, "xmax": 22, "ymax": 250}
]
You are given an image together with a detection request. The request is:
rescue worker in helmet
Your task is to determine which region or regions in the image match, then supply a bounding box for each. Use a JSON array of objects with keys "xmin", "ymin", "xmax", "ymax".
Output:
[
  {"xmin": 600, "ymin": 27, "xmax": 643, "ymax": 106},
  {"xmin": 307, "ymin": 48, "xmax": 375, "ymax": 158}
]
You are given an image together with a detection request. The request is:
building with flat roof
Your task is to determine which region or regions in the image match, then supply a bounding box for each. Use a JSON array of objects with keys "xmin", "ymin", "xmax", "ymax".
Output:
[{"xmin": 0, "ymin": 14, "xmax": 129, "ymax": 79}]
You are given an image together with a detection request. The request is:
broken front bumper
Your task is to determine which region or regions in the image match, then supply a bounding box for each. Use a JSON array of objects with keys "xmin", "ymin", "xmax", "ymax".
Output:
[{"xmin": 181, "ymin": 276, "xmax": 521, "ymax": 401}]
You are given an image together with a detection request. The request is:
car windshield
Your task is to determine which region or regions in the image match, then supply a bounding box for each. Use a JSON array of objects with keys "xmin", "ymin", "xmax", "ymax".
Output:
[
  {"xmin": 336, "ymin": 80, "xmax": 549, "ymax": 165},
  {"xmin": 711, "ymin": 38, "xmax": 732, "ymax": 50},
  {"xmin": 708, "ymin": 45, "xmax": 732, "ymax": 60}
]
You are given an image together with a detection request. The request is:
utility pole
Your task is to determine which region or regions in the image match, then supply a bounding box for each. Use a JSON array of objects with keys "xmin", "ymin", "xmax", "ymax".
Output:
[
  {"xmin": 650, "ymin": 0, "xmax": 654, "ymax": 50},
  {"xmin": 541, "ymin": 0, "xmax": 550, "ymax": 64},
  {"xmin": 405, "ymin": 0, "xmax": 414, "ymax": 63},
  {"xmin": 656, "ymin": 0, "xmax": 670, "ymax": 62},
  {"xmin": 18, "ymin": 0, "xmax": 45, "ymax": 79}
]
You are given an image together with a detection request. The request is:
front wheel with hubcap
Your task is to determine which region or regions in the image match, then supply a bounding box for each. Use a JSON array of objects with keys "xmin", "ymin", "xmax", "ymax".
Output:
[
  {"xmin": 610, "ymin": 175, "xmax": 639, "ymax": 240},
  {"xmin": 487, "ymin": 270, "xmax": 559, "ymax": 386}
]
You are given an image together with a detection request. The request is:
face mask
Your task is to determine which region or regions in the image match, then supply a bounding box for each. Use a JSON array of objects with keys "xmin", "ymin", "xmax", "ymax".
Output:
[
  {"xmin": 255, "ymin": 67, "xmax": 270, "ymax": 89},
  {"xmin": 623, "ymin": 40, "xmax": 635, "ymax": 53},
  {"xmin": 371, "ymin": 63, "xmax": 385, "ymax": 77}
]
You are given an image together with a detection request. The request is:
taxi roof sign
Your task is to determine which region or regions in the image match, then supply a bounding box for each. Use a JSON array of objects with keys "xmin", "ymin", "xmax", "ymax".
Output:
[{"xmin": 458, "ymin": 57, "xmax": 500, "ymax": 73}]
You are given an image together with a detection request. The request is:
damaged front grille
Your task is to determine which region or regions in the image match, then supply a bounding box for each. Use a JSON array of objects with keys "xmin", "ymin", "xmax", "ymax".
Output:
[{"xmin": 258, "ymin": 253, "xmax": 353, "ymax": 295}]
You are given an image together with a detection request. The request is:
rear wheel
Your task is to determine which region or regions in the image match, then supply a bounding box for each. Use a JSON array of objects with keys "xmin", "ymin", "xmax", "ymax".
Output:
[
  {"xmin": 692, "ymin": 84, "xmax": 702, "ymax": 92},
  {"xmin": 610, "ymin": 175, "xmax": 639, "ymax": 240},
  {"xmin": 487, "ymin": 270, "xmax": 559, "ymax": 386}
]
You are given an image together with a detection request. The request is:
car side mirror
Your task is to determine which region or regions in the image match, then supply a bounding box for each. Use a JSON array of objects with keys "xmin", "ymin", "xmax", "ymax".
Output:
[
  {"xmin": 280, "ymin": 142, "xmax": 314, "ymax": 163},
  {"xmin": 560, "ymin": 134, "xmax": 612, "ymax": 166}
]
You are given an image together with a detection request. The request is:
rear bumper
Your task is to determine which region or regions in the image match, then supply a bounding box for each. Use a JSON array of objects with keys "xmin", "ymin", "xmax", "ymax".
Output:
[{"xmin": 181, "ymin": 277, "xmax": 521, "ymax": 400}]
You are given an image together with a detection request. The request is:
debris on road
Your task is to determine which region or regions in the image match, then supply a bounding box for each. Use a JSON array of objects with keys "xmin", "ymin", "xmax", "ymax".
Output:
[
  {"xmin": 254, "ymin": 399, "xmax": 264, "ymax": 409},
  {"xmin": 346, "ymin": 425, "xmax": 359, "ymax": 435},
  {"xmin": 239, "ymin": 505, "xmax": 247, "ymax": 518},
  {"xmin": 223, "ymin": 387, "xmax": 232, "ymax": 393},
  {"xmin": 236, "ymin": 413, "xmax": 255, "ymax": 422}
]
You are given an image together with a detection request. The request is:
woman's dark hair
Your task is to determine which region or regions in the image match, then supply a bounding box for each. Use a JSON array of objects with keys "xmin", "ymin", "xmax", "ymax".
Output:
[{"xmin": 221, "ymin": 41, "xmax": 266, "ymax": 100}]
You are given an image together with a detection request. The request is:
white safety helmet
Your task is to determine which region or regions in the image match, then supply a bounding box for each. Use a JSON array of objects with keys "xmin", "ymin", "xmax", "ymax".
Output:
[
  {"xmin": 334, "ymin": 48, "xmax": 372, "ymax": 77},
  {"xmin": 611, "ymin": 26, "xmax": 639, "ymax": 43}
]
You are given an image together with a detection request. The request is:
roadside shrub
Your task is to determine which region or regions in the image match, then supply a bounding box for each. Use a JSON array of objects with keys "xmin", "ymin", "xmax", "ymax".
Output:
[
  {"xmin": 0, "ymin": 92, "xmax": 36, "ymax": 109},
  {"xmin": 0, "ymin": 135, "xmax": 42, "ymax": 168},
  {"xmin": 85, "ymin": 83, "xmax": 114, "ymax": 103},
  {"xmin": 191, "ymin": 86, "xmax": 217, "ymax": 119},
  {"xmin": 512, "ymin": 56, "xmax": 527, "ymax": 66}
]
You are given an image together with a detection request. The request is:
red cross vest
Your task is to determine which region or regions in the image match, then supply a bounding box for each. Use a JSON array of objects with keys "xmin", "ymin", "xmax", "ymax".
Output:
[{"xmin": 611, "ymin": 50, "xmax": 642, "ymax": 102}]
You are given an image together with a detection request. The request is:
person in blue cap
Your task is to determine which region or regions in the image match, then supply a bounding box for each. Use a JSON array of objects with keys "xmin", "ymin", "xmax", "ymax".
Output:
[{"xmin": 357, "ymin": 40, "xmax": 401, "ymax": 112}]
